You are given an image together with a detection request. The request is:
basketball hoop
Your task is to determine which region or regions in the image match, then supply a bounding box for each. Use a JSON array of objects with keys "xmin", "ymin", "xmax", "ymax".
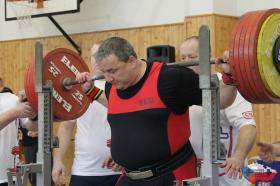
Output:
[
  {"xmin": 6, "ymin": 0, "xmax": 44, "ymax": 28},
  {"xmin": 17, "ymin": 10, "xmax": 33, "ymax": 28}
]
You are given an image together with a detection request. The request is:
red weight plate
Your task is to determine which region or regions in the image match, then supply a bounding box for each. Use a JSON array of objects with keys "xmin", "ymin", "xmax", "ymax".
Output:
[
  {"xmin": 237, "ymin": 12, "xmax": 260, "ymax": 102},
  {"xmin": 242, "ymin": 11, "xmax": 269, "ymax": 102},
  {"xmin": 230, "ymin": 13, "xmax": 254, "ymax": 102},
  {"xmin": 231, "ymin": 9, "xmax": 280, "ymax": 103},
  {"xmin": 43, "ymin": 48, "xmax": 90, "ymax": 120},
  {"xmin": 24, "ymin": 63, "xmax": 37, "ymax": 112},
  {"xmin": 247, "ymin": 10, "xmax": 272, "ymax": 103},
  {"xmin": 24, "ymin": 48, "xmax": 91, "ymax": 120},
  {"xmin": 230, "ymin": 17, "xmax": 249, "ymax": 100},
  {"xmin": 248, "ymin": 9, "xmax": 280, "ymax": 103}
]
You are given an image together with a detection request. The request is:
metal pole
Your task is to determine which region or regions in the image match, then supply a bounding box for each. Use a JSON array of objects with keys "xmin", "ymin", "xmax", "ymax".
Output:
[
  {"xmin": 199, "ymin": 25, "xmax": 219, "ymax": 186},
  {"xmin": 182, "ymin": 25, "xmax": 220, "ymax": 186},
  {"xmin": 36, "ymin": 42, "xmax": 53, "ymax": 186}
]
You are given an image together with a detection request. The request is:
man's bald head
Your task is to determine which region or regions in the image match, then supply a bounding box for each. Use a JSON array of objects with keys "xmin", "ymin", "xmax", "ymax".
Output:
[
  {"xmin": 180, "ymin": 36, "xmax": 199, "ymax": 62},
  {"xmin": 180, "ymin": 36, "xmax": 199, "ymax": 73}
]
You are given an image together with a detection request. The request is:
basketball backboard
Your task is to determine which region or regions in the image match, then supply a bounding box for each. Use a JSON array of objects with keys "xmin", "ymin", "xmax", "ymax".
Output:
[{"xmin": 5, "ymin": 0, "xmax": 80, "ymax": 21}]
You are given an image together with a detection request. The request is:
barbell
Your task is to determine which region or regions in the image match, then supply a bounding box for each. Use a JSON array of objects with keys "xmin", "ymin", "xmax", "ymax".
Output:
[{"xmin": 24, "ymin": 8, "xmax": 280, "ymax": 120}]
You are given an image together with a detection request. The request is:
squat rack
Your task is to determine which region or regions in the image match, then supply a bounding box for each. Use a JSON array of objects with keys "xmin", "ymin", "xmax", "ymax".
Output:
[{"xmin": 7, "ymin": 42, "xmax": 56, "ymax": 186}]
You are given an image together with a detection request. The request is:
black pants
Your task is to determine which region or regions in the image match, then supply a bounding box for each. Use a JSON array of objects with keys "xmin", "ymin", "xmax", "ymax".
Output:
[
  {"xmin": 70, "ymin": 174, "xmax": 120, "ymax": 186},
  {"xmin": 0, "ymin": 183, "xmax": 8, "ymax": 186},
  {"xmin": 116, "ymin": 173, "xmax": 177, "ymax": 186},
  {"xmin": 23, "ymin": 144, "xmax": 38, "ymax": 186}
]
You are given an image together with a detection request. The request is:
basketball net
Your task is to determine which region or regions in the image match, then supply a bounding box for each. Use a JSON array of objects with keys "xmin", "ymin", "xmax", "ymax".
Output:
[{"xmin": 7, "ymin": 0, "xmax": 44, "ymax": 28}]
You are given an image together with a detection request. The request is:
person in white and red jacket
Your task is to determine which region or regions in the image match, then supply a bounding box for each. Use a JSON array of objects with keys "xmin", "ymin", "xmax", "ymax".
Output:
[{"xmin": 0, "ymin": 92, "xmax": 37, "ymax": 186}]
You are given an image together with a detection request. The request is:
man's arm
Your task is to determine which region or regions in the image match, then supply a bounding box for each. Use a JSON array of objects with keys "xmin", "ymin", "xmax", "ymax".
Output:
[
  {"xmin": 0, "ymin": 102, "xmax": 36, "ymax": 131},
  {"xmin": 234, "ymin": 125, "xmax": 256, "ymax": 162},
  {"xmin": 20, "ymin": 117, "xmax": 38, "ymax": 131},
  {"xmin": 52, "ymin": 121, "xmax": 76, "ymax": 184},
  {"xmin": 220, "ymin": 83, "xmax": 237, "ymax": 109},
  {"xmin": 222, "ymin": 125, "xmax": 256, "ymax": 179},
  {"xmin": 0, "ymin": 108, "xmax": 21, "ymax": 130},
  {"xmin": 217, "ymin": 55, "xmax": 237, "ymax": 109},
  {"xmin": 76, "ymin": 72, "xmax": 108, "ymax": 107},
  {"xmin": 96, "ymin": 91, "xmax": 108, "ymax": 107},
  {"xmin": 53, "ymin": 120, "xmax": 75, "ymax": 163},
  {"xmin": 221, "ymin": 90, "xmax": 256, "ymax": 179}
]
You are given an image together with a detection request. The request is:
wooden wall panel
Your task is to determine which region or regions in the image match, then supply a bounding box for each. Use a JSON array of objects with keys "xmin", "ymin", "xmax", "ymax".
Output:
[
  {"xmin": 251, "ymin": 104, "xmax": 280, "ymax": 160},
  {"xmin": 213, "ymin": 15, "xmax": 238, "ymax": 56},
  {"xmin": 185, "ymin": 14, "xmax": 216, "ymax": 56}
]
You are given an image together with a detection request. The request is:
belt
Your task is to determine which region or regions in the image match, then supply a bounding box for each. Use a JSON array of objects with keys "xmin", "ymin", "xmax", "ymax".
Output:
[{"xmin": 125, "ymin": 141, "xmax": 194, "ymax": 180}]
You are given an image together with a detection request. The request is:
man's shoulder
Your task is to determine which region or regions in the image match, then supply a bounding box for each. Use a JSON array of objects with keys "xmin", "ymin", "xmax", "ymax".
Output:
[
  {"xmin": 229, "ymin": 92, "xmax": 252, "ymax": 109},
  {"xmin": 0, "ymin": 92, "xmax": 18, "ymax": 101},
  {"xmin": 159, "ymin": 64, "xmax": 196, "ymax": 80},
  {"xmin": 2, "ymin": 87, "xmax": 13, "ymax": 93},
  {"xmin": 0, "ymin": 93, "xmax": 18, "ymax": 111}
]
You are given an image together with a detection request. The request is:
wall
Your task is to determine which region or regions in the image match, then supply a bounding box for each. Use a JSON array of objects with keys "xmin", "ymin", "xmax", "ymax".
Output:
[
  {"xmin": 1, "ymin": 0, "xmax": 280, "ymax": 41},
  {"xmin": 237, "ymin": 0, "xmax": 280, "ymax": 16}
]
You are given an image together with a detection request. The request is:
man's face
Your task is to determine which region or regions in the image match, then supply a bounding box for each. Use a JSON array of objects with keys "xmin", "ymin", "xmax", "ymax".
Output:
[
  {"xmin": 96, "ymin": 54, "xmax": 136, "ymax": 90},
  {"xmin": 180, "ymin": 39, "xmax": 200, "ymax": 74}
]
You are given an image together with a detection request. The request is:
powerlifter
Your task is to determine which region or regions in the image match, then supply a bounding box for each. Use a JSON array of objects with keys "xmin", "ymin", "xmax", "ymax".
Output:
[{"xmin": 76, "ymin": 37, "xmax": 237, "ymax": 186}]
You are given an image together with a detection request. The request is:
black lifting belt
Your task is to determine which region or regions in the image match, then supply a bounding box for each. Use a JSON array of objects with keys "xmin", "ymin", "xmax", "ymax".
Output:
[{"xmin": 125, "ymin": 140, "xmax": 194, "ymax": 180}]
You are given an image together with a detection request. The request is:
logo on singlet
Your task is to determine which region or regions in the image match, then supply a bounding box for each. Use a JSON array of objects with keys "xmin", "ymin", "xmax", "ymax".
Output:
[
  {"xmin": 139, "ymin": 97, "xmax": 154, "ymax": 106},
  {"xmin": 242, "ymin": 111, "xmax": 254, "ymax": 119}
]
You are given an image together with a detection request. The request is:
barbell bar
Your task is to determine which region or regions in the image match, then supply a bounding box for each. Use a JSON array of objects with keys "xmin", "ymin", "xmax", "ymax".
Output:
[
  {"xmin": 62, "ymin": 60, "xmax": 217, "ymax": 88},
  {"xmin": 167, "ymin": 60, "xmax": 215, "ymax": 67},
  {"xmin": 62, "ymin": 74, "xmax": 105, "ymax": 90}
]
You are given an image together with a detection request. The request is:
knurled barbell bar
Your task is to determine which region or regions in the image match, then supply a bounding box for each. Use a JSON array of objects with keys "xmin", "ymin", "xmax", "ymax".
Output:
[
  {"xmin": 24, "ymin": 8, "xmax": 280, "ymax": 120},
  {"xmin": 61, "ymin": 60, "xmax": 217, "ymax": 89},
  {"xmin": 62, "ymin": 60, "xmax": 216, "ymax": 87},
  {"xmin": 62, "ymin": 74, "xmax": 105, "ymax": 89}
]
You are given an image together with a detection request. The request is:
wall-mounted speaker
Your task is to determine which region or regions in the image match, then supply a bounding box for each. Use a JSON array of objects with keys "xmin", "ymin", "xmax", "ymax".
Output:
[{"xmin": 147, "ymin": 45, "xmax": 175, "ymax": 63}]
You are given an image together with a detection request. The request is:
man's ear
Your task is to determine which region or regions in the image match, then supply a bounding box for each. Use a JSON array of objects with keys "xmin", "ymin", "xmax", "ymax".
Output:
[{"xmin": 128, "ymin": 56, "xmax": 137, "ymax": 64}]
